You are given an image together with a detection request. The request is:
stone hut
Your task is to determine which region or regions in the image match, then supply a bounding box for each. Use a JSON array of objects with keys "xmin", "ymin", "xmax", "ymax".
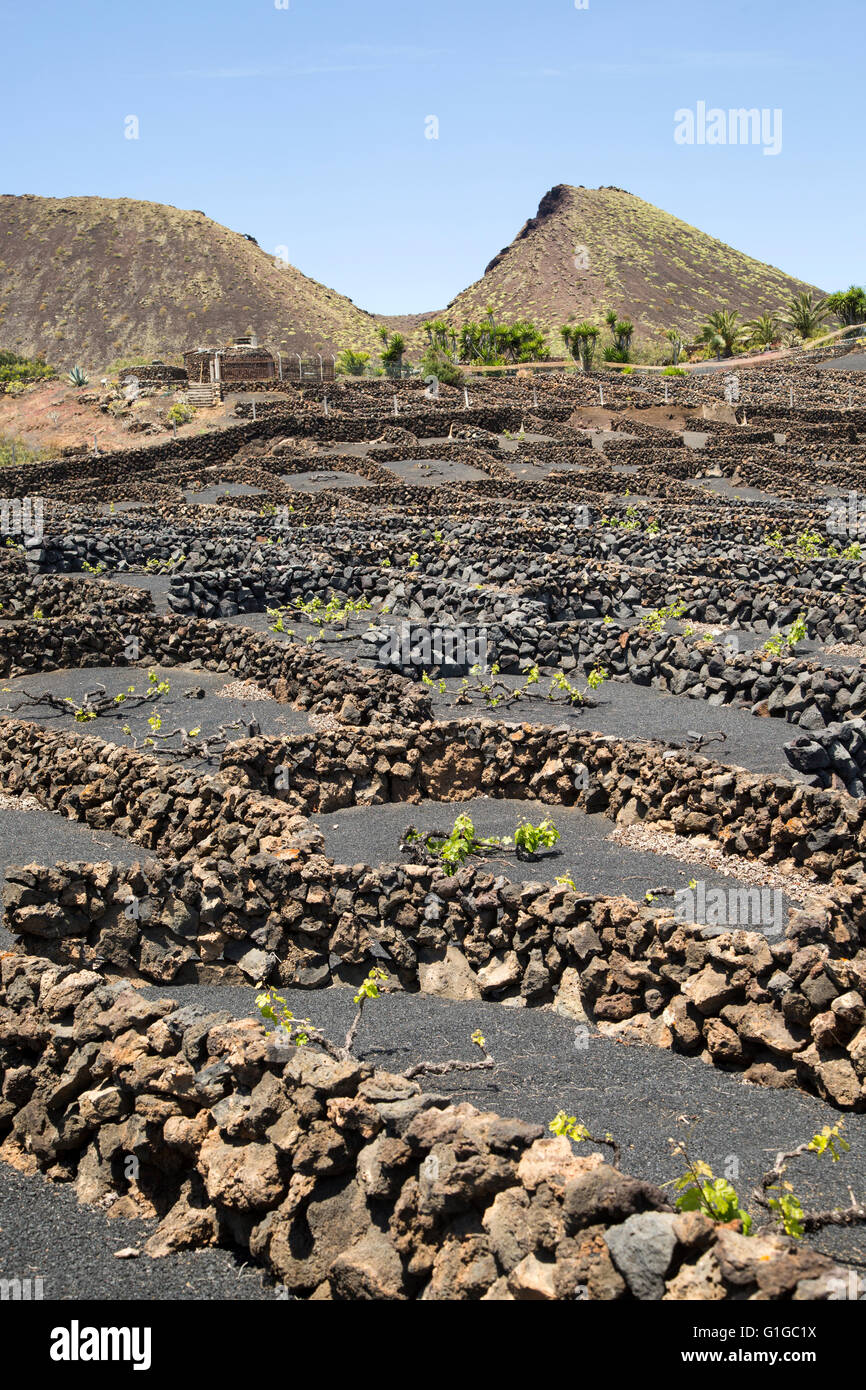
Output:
[{"xmin": 184, "ymin": 334, "xmax": 276, "ymax": 385}]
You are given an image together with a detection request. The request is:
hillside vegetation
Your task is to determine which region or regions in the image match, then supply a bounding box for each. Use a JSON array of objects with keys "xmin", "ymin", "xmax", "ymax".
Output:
[
  {"xmin": 0, "ymin": 195, "xmax": 382, "ymax": 368},
  {"xmin": 0, "ymin": 187, "xmax": 825, "ymax": 368},
  {"xmin": 412, "ymin": 184, "xmax": 824, "ymax": 357}
]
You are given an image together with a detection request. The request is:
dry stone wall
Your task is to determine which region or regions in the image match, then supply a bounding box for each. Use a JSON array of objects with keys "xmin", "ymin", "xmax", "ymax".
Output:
[
  {"xmin": 0, "ymin": 952, "xmax": 846, "ymax": 1299},
  {"xmin": 3, "ymin": 718, "xmax": 866, "ymax": 1108}
]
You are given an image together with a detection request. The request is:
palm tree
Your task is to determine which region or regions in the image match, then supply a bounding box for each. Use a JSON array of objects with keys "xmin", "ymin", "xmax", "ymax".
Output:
[
  {"xmin": 378, "ymin": 329, "xmax": 406, "ymax": 378},
  {"xmin": 825, "ymin": 286, "xmax": 866, "ymax": 328},
  {"xmin": 666, "ymin": 329, "xmax": 684, "ymax": 365},
  {"xmin": 602, "ymin": 311, "xmax": 634, "ymax": 362},
  {"xmin": 783, "ymin": 292, "xmax": 827, "ymax": 340},
  {"xmin": 700, "ymin": 309, "xmax": 747, "ymax": 360},
  {"xmin": 562, "ymin": 323, "xmax": 600, "ymax": 372},
  {"xmin": 747, "ymin": 312, "xmax": 781, "ymax": 351},
  {"xmin": 613, "ymin": 320, "xmax": 634, "ymax": 353}
]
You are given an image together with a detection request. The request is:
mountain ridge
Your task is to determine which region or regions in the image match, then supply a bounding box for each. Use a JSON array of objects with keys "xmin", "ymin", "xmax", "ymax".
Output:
[
  {"xmin": 430, "ymin": 184, "xmax": 824, "ymax": 354},
  {"xmin": 0, "ymin": 187, "xmax": 824, "ymax": 367}
]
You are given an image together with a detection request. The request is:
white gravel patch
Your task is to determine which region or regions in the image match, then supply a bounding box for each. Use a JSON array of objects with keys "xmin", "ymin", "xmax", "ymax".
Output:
[
  {"xmin": 308, "ymin": 712, "xmax": 342, "ymax": 733},
  {"xmin": 0, "ymin": 790, "xmax": 44, "ymax": 813},
  {"xmin": 823, "ymin": 643, "xmax": 865, "ymax": 661},
  {"xmin": 608, "ymin": 822, "xmax": 818, "ymax": 902},
  {"xmin": 215, "ymin": 680, "xmax": 276, "ymax": 702}
]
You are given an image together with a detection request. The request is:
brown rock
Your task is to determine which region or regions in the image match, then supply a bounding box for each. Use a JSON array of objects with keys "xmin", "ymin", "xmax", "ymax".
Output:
[
  {"xmin": 40, "ymin": 970, "xmax": 103, "ymax": 1018},
  {"xmin": 562, "ymin": 1158, "xmax": 668, "ymax": 1232},
  {"xmin": 516, "ymin": 1137, "xmax": 591, "ymax": 1197},
  {"xmin": 356, "ymin": 1134, "xmax": 413, "ymax": 1199},
  {"xmin": 417, "ymin": 944, "xmax": 481, "ymax": 1000},
  {"xmin": 326, "ymin": 1095, "xmax": 383, "ymax": 1140},
  {"xmin": 815, "ymin": 1057, "xmax": 862, "ymax": 1108},
  {"xmin": 848, "ymin": 1025, "xmax": 866, "ymax": 1078},
  {"xmin": 197, "ymin": 1135, "xmax": 285, "ymax": 1211},
  {"xmin": 329, "ymin": 1229, "xmax": 408, "ymax": 1300},
  {"xmin": 552, "ymin": 967, "xmax": 590, "ymax": 1022},
  {"xmin": 422, "ymin": 1236, "xmax": 499, "ymax": 1300},
  {"xmin": 831, "ymin": 990, "xmax": 866, "ymax": 1031},
  {"xmin": 476, "ymin": 952, "xmax": 521, "ymax": 994},
  {"xmin": 482, "ymin": 1185, "xmax": 564, "ymax": 1272},
  {"xmin": 663, "ymin": 1249, "xmax": 725, "ymax": 1300},
  {"xmin": 811, "ymin": 1011, "xmax": 842, "ymax": 1049},
  {"xmin": 735, "ymin": 1003, "xmax": 802, "ymax": 1056},
  {"xmin": 552, "ymin": 1227, "xmax": 627, "ymax": 1300},
  {"xmin": 283, "ymin": 1050, "xmax": 364, "ymax": 1097},
  {"xmin": 683, "ymin": 966, "xmax": 741, "ymax": 1017},
  {"xmin": 293, "ymin": 1121, "xmax": 353, "ymax": 1176},
  {"xmin": 712, "ymin": 1227, "xmax": 791, "ymax": 1288},
  {"xmin": 145, "ymin": 1187, "xmax": 219, "ymax": 1257},
  {"xmin": 507, "ymin": 1252, "xmax": 558, "ymax": 1300},
  {"xmin": 742, "ymin": 1058, "xmax": 797, "ymax": 1089},
  {"xmin": 662, "ymin": 995, "xmax": 703, "ymax": 1051},
  {"xmin": 704, "ymin": 1017, "xmax": 747, "ymax": 1063},
  {"xmin": 252, "ymin": 1176, "xmax": 369, "ymax": 1293},
  {"xmin": 672, "ymin": 1210, "xmax": 716, "ymax": 1253}
]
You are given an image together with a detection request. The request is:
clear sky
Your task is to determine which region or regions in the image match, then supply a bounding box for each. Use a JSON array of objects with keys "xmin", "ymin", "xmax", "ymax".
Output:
[{"xmin": 2, "ymin": 0, "xmax": 862, "ymax": 313}]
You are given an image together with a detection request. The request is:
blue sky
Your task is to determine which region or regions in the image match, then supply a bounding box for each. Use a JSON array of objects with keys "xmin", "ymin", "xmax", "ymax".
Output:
[{"xmin": 2, "ymin": 0, "xmax": 862, "ymax": 312}]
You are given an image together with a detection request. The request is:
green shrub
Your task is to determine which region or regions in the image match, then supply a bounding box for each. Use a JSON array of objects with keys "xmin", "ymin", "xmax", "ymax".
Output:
[
  {"xmin": 514, "ymin": 817, "xmax": 560, "ymax": 856},
  {"xmin": 420, "ymin": 346, "xmax": 464, "ymax": 387},
  {"xmin": 336, "ymin": 350, "xmax": 371, "ymax": 376},
  {"xmin": 0, "ymin": 351, "xmax": 55, "ymax": 391},
  {"xmin": 0, "ymin": 436, "xmax": 47, "ymax": 467}
]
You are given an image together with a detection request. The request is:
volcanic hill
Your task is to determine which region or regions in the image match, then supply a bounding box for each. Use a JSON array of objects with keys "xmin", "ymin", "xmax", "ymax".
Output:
[{"xmin": 0, "ymin": 186, "xmax": 824, "ymax": 367}]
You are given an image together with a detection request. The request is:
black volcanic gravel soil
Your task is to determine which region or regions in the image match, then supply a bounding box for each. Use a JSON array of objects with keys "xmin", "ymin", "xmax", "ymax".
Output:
[
  {"xmin": 0, "ymin": 664, "xmax": 312, "ymax": 767},
  {"xmin": 427, "ymin": 673, "xmax": 815, "ymax": 780},
  {"xmin": 0, "ymin": 1163, "xmax": 282, "ymax": 1301},
  {"xmin": 310, "ymin": 796, "xmax": 799, "ymax": 930},
  {"xmin": 280, "ymin": 469, "xmax": 373, "ymax": 491}
]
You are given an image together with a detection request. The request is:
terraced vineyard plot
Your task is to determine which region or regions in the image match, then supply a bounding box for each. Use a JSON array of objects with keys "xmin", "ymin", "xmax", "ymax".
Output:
[
  {"xmin": 279, "ymin": 469, "xmax": 374, "ymax": 492},
  {"xmin": 311, "ymin": 797, "xmax": 804, "ymax": 923},
  {"xmin": 0, "ymin": 664, "xmax": 309, "ymax": 768},
  {"xmin": 3, "ymin": 357, "xmax": 866, "ymax": 1303}
]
